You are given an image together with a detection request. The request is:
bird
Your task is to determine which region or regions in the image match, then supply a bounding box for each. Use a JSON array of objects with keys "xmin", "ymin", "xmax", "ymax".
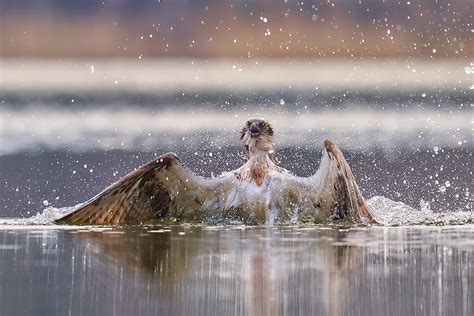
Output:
[{"xmin": 56, "ymin": 118, "xmax": 374, "ymax": 225}]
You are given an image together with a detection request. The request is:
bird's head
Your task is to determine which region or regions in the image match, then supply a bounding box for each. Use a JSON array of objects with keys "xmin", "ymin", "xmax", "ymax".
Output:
[{"xmin": 240, "ymin": 118, "xmax": 275, "ymax": 158}]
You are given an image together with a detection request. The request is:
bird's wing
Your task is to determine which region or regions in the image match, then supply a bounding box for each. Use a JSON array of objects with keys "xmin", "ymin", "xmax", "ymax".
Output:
[
  {"xmin": 287, "ymin": 140, "xmax": 374, "ymax": 223},
  {"xmin": 56, "ymin": 153, "xmax": 232, "ymax": 225}
]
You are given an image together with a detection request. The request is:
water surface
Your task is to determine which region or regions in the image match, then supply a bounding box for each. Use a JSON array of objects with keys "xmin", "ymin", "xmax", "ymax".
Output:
[
  {"xmin": 1, "ymin": 61, "xmax": 472, "ymax": 315},
  {"xmin": 0, "ymin": 225, "xmax": 472, "ymax": 316}
]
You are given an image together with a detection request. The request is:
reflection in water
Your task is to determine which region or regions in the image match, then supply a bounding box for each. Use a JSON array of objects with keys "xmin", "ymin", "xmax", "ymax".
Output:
[{"xmin": 0, "ymin": 226, "xmax": 472, "ymax": 315}]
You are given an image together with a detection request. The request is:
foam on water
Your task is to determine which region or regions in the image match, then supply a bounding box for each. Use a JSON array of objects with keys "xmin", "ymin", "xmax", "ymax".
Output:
[
  {"xmin": 367, "ymin": 196, "xmax": 472, "ymax": 226},
  {"xmin": 0, "ymin": 197, "xmax": 471, "ymax": 226},
  {"xmin": 0, "ymin": 204, "xmax": 81, "ymax": 226}
]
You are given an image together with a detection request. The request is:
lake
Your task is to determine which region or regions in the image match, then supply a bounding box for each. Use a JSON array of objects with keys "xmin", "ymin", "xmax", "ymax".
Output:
[
  {"xmin": 0, "ymin": 225, "xmax": 472, "ymax": 316},
  {"xmin": 0, "ymin": 59, "xmax": 472, "ymax": 315}
]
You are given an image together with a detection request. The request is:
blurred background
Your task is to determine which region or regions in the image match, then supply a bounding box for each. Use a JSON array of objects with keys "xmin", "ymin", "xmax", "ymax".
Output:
[
  {"xmin": 1, "ymin": 0, "xmax": 472, "ymax": 58},
  {"xmin": 0, "ymin": 0, "xmax": 472, "ymax": 217}
]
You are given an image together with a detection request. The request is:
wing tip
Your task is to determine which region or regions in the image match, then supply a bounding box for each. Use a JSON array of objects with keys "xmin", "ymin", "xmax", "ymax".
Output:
[
  {"xmin": 324, "ymin": 139, "xmax": 335, "ymax": 152},
  {"xmin": 323, "ymin": 139, "xmax": 377, "ymax": 224},
  {"xmin": 156, "ymin": 152, "xmax": 179, "ymax": 164}
]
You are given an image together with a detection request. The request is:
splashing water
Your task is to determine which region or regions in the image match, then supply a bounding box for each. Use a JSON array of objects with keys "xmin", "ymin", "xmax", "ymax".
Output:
[
  {"xmin": 0, "ymin": 198, "xmax": 471, "ymax": 226},
  {"xmin": 0, "ymin": 204, "xmax": 82, "ymax": 226},
  {"xmin": 367, "ymin": 196, "xmax": 472, "ymax": 226}
]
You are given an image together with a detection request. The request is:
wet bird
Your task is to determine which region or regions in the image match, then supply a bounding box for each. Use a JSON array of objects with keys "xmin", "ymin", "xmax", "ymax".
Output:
[{"xmin": 57, "ymin": 118, "xmax": 374, "ymax": 225}]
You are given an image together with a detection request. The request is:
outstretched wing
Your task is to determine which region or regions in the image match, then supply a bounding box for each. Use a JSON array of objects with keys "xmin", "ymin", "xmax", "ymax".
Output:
[
  {"xmin": 56, "ymin": 153, "xmax": 231, "ymax": 225},
  {"xmin": 289, "ymin": 140, "xmax": 374, "ymax": 223}
]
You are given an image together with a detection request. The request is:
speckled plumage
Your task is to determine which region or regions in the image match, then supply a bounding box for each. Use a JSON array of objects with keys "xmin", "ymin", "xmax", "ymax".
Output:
[{"xmin": 57, "ymin": 119, "xmax": 374, "ymax": 225}]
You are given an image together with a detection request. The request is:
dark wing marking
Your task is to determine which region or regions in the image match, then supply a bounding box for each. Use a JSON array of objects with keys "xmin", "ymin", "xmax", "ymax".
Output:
[
  {"xmin": 323, "ymin": 140, "xmax": 373, "ymax": 222},
  {"xmin": 289, "ymin": 140, "xmax": 374, "ymax": 223},
  {"xmin": 55, "ymin": 153, "xmax": 227, "ymax": 225}
]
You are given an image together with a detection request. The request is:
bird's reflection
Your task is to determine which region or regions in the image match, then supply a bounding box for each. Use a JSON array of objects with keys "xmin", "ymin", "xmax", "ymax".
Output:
[
  {"xmin": 62, "ymin": 226, "xmax": 473, "ymax": 316},
  {"xmin": 2, "ymin": 226, "xmax": 471, "ymax": 315},
  {"xmin": 71, "ymin": 227, "xmax": 365, "ymax": 315},
  {"xmin": 0, "ymin": 225, "xmax": 474, "ymax": 315}
]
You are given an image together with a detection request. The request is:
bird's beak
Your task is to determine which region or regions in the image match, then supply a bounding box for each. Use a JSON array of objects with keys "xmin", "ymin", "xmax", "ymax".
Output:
[{"xmin": 249, "ymin": 124, "xmax": 261, "ymax": 138}]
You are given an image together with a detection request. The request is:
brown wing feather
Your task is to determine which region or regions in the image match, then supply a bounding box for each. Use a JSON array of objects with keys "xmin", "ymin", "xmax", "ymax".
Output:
[
  {"xmin": 323, "ymin": 139, "xmax": 374, "ymax": 223},
  {"xmin": 55, "ymin": 153, "xmax": 214, "ymax": 225}
]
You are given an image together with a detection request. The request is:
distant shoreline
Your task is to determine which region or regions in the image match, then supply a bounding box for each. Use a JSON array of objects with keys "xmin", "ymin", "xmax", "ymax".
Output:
[{"xmin": 1, "ymin": 58, "xmax": 471, "ymax": 93}]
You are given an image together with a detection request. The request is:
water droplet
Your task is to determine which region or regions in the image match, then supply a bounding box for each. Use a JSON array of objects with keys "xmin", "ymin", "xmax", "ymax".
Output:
[{"xmin": 42, "ymin": 200, "xmax": 49, "ymax": 206}]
